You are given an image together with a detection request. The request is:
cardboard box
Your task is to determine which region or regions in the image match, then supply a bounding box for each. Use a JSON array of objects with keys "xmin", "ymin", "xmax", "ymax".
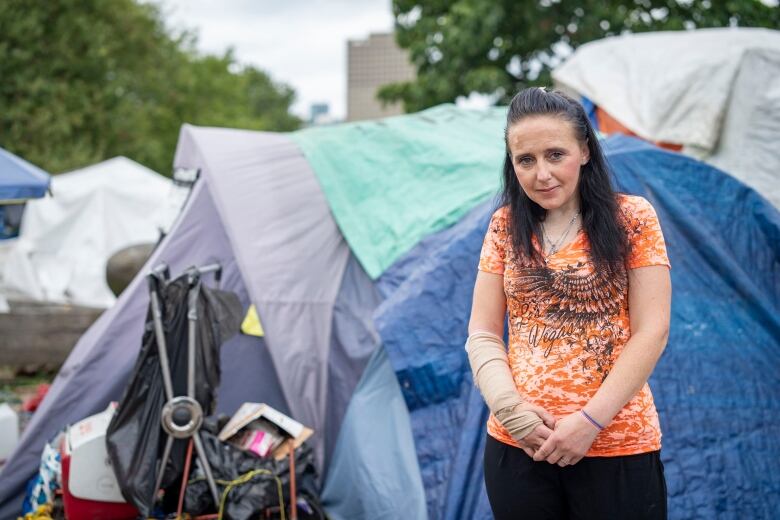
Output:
[{"xmin": 218, "ymin": 403, "xmax": 313, "ymax": 460}]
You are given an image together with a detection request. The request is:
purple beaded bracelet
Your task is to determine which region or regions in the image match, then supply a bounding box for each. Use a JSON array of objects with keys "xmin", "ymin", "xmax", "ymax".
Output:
[{"xmin": 581, "ymin": 409, "xmax": 605, "ymax": 430}]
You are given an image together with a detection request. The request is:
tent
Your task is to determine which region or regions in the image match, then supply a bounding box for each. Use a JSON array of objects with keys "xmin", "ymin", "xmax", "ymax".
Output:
[
  {"xmin": 2, "ymin": 157, "xmax": 180, "ymax": 308},
  {"xmin": 553, "ymin": 27, "xmax": 780, "ymax": 209},
  {"xmin": 0, "ymin": 148, "xmax": 50, "ymax": 203},
  {"xmin": 1, "ymin": 106, "xmax": 778, "ymax": 520},
  {"xmin": 0, "ymin": 147, "xmax": 50, "ymax": 240}
]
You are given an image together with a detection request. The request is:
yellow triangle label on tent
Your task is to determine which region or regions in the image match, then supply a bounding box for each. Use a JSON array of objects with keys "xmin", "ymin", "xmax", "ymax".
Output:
[{"xmin": 241, "ymin": 304, "xmax": 265, "ymax": 337}]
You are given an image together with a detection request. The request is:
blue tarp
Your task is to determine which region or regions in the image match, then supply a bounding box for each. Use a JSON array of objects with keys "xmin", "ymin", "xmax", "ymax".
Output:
[
  {"xmin": 0, "ymin": 147, "xmax": 50, "ymax": 201},
  {"xmin": 375, "ymin": 199, "xmax": 496, "ymax": 520},
  {"xmin": 375, "ymin": 135, "xmax": 780, "ymax": 519},
  {"xmin": 580, "ymin": 96, "xmax": 600, "ymax": 132}
]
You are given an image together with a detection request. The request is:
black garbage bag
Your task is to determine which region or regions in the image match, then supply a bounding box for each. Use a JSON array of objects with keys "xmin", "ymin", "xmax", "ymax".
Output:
[
  {"xmin": 105, "ymin": 272, "xmax": 242, "ymax": 516},
  {"xmin": 184, "ymin": 424, "xmax": 323, "ymax": 520}
]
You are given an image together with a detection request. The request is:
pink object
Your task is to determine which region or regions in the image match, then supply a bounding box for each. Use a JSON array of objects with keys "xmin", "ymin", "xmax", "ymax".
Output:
[{"xmin": 245, "ymin": 430, "xmax": 274, "ymax": 457}]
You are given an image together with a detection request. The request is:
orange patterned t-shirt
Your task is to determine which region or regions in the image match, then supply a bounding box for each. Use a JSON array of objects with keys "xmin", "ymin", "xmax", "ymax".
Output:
[{"xmin": 478, "ymin": 194, "xmax": 670, "ymax": 457}]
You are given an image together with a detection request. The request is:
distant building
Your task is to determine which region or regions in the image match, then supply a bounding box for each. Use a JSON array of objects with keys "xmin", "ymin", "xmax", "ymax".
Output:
[
  {"xmin": 307, "ymin": 102, "xmax": 339, "ymax": 127},
  {"xmin": 347, "ymin": 32, "xmax": 416, "ymax": 122},
  {"xmin": 310, "ymin": 103, "xmax": 330, "ymax": 123}
]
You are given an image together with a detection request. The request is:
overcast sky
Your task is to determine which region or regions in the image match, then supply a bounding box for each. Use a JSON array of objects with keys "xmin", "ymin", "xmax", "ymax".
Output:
[{"xmin": 156, "ymin": 0, "xmax": 395, "ymax": 120}]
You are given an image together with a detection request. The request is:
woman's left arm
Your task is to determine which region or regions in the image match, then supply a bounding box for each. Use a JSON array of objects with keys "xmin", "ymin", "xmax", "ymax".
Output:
[{"xmin": 533, "ymin": 264, "xmax": 671, "ymax": 465}]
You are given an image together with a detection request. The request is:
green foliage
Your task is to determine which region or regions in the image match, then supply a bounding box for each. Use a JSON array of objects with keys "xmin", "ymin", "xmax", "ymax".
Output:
[
  {"xmin": 0, "ymin": 0, "xmax": 300, "ymax": 175},
  {"xmin": 381, "ymin": 0, "xmax": 780, "ymax": 112}
]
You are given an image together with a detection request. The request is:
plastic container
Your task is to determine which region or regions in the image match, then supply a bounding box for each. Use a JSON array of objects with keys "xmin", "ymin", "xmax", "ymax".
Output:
[{"xmin": 0, "ymin": 403, "xmax": 19, "ymax": 464}]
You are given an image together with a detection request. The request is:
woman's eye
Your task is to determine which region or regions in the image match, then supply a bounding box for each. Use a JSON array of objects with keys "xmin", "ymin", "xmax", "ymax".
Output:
[
  {"xmin": 518, "ymin": 157, "xmax": 533, "ymax": 166},
  {"xmin": 549, "ymin": 152, "xmax": 563, "ymax": 161}
]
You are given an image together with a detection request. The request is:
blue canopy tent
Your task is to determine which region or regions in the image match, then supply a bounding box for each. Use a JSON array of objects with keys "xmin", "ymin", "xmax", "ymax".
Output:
[
  {"xmin": 0, "ymin": 147, "xmax": 51, "ymax": 238},
  {"xmin": 0, "ymin": 147, "xmax": 50, "ymax": 201}
]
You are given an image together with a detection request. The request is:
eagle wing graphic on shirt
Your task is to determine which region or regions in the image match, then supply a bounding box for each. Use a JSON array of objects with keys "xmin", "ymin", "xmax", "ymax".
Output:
[
  {"xmin": 507, "ymin": 264, "xmax": 628, "ymax": 380},
  {"xmin": 509, "ymin": 264, "xmax": 627, "ymax": 329}
]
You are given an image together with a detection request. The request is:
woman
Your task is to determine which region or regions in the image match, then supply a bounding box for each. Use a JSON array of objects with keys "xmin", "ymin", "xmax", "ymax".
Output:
[{"xmin": 467, "ymin": 87, "xmax": 671, "ymax": 519}]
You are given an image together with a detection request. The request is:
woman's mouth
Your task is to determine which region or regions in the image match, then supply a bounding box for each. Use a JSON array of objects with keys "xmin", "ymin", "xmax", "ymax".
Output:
[{"xmin": 537, "ymin": 186, "xmax": 559, "ymax": 193}]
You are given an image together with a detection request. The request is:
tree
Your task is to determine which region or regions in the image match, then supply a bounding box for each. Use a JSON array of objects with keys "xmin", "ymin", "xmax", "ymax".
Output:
[
  {"xmin": 0, "ymin": 0, "xmax": 300, "ymax": 175},
  {"xmin": 380, "ymin": 0, "xmax": 780, "ymax": 112}
]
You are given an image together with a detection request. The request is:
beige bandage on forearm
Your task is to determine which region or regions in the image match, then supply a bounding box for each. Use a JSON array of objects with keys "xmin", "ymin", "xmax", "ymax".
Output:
[{"xmin": 466, "ymin": 331, "xmax": 542, "ymax": 440}]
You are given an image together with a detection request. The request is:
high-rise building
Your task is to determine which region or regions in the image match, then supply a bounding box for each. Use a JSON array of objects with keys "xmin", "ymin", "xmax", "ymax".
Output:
[{"xmin": 347, "ymin": 33, "xmax": 416, "ymax": 122}]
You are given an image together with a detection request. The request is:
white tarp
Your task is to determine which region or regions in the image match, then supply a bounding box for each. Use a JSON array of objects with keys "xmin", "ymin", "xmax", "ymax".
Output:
[
  {"xmin": 553, "ymin": 28, "xmax": 780, "ymax": 208},
  {"xmin": 2, "ymin": 157, "xmax": 175, "ymax": 307}
]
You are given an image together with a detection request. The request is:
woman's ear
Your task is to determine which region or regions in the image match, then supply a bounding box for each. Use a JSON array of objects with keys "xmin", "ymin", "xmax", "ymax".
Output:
[{"xmin": 580, "ymin": 143, "xmax": 590, "ymax": 165}]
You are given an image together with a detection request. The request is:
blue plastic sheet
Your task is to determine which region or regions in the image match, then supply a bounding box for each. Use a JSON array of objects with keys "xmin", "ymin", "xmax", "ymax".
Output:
[
  {"xmin": 580, "ymin": 96, "xmax": 599, "ymax": 132},
  {"xmin": 375, "ymin": 200, "xmax": 495, "ymax": 520},
  {"xmin": 376, "ymin": 135, "xmax": 780, "ymax": 519}
]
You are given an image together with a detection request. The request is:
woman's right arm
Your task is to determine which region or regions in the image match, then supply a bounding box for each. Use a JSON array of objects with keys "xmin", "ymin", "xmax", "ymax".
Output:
[
  {"xmin": 468, "ymin": 271, "xmax": 507, "ymax": 337},
  {"xmin": 467, "ymin": 271, "xmax": 555, "ymax": 453}
]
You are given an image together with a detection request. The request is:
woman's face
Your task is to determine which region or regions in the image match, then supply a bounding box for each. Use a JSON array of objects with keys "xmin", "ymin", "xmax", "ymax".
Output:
[{"xmin": 506, "ymin": 115, "xmax": 590, "ymax": 212}]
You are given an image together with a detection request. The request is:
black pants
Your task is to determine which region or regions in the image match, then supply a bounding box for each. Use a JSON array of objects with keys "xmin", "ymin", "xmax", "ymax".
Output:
[{"xmin": 484, "ymin": 434, "xmax": 667, "ymax": 520}]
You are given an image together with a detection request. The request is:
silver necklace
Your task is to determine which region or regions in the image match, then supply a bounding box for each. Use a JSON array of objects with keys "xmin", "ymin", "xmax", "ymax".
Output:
[{"xmin": 541, "ymin": 211, "xmax": 580, "ymax": 256}]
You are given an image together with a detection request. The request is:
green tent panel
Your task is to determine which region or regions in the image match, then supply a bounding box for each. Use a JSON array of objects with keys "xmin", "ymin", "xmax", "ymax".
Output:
[{"xmin": 292, "ymin": 105, "xmax": 507, "ymax": 278}]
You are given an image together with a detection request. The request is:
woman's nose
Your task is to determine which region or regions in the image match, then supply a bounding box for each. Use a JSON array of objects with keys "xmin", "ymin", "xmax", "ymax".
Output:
[{"xmin": 536, "ymin": 165, "xmax": 552, "ymax": 182}]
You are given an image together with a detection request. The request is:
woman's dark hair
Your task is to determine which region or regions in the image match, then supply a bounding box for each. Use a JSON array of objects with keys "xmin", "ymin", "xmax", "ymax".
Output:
[{"xmin": 500, "ymin": 87, "xmax": 628, "ymax": 271}]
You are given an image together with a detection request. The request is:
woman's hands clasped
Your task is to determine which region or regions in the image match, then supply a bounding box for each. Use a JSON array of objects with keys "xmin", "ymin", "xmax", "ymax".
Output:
[
  {"xmin": 530, "ymin": 410, "xmax": 600, "ymax": 466},
  {"xmin": 516, "ymin": 408, "xmax": 601, "ymax": 466},
  {"xmin": 510, "ymin": 403, "xmax": 557, "ymax": 458}
]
